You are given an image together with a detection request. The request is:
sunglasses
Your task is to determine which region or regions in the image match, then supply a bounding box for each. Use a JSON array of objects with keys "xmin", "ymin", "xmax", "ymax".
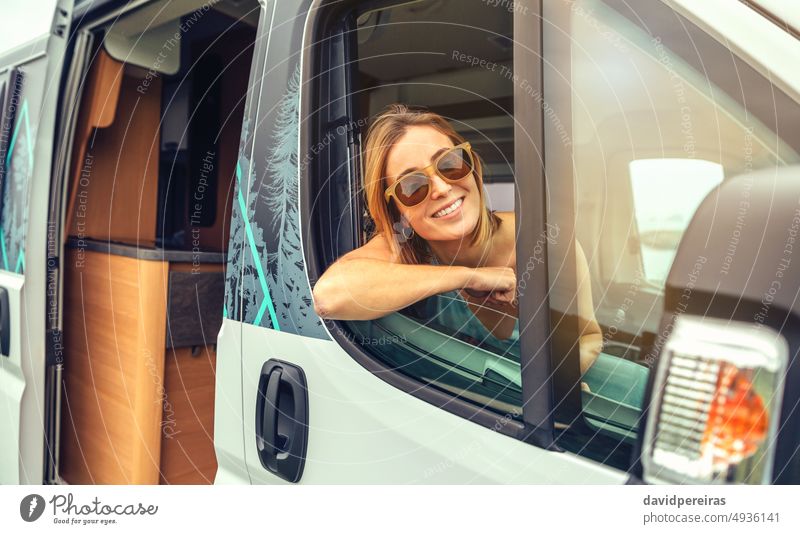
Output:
[{"xmin": 383, "ymin": 142, "xmax": 475, "ymax": 208}]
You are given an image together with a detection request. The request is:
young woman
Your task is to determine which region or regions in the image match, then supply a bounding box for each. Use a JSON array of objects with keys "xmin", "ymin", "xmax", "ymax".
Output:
[{"xmin": 312, "ymin": 104, "xmax": 601, "ymax": 373}]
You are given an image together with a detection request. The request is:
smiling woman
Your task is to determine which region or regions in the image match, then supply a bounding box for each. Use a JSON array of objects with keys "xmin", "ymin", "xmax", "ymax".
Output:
[
  {"xmin": 312, "ymin": 105, "xmax": 517, "ymax": 332},
  {"xmin": 313, "ymin": 105, "xmax": 601, "ymax": 398}
]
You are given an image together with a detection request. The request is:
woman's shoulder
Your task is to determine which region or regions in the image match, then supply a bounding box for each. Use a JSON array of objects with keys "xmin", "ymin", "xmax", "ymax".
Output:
[
  {"xmin": 493, "ymin": 211, "xmax": 516, "ymax": 253},
  {"xmin": 338, "ymin": 232, "xmax": 401, "ymax": 263},
  {"xmin": 494, "ymin": 210, "xmax": 515, "ymax": 230},
  {"xmin": 495, "ymin": 210, "xmax": 514, "ymax": 222}
]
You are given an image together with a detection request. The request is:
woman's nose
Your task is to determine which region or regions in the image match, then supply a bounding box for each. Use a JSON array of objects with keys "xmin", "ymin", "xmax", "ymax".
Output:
[{"xmin": 428, "ymin": 173, "xmax": 452, "ymax": 199}]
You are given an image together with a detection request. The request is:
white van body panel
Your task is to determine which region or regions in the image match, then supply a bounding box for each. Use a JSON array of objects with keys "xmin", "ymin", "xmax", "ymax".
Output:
[
  {"xmin": 213, "ymin": 318, "xmax": 250, "ymax": 484},
  {"xmin": 0, "ymin": 272, "xmax": 27, "ymax": 483},
  {"xmin": 240, "ymin": 326, "xmax": 628, "ymax": 484}
]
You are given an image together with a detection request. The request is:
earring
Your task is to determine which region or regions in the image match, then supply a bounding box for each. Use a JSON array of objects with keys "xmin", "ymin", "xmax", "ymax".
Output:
[{"xmin": 392, "ymin": 214, "xmax": 415, "ymax": 243}]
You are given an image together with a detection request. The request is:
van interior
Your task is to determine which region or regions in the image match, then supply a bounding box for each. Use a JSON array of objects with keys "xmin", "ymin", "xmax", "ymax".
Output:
[
  {"xmin": 53, "ymin": 0, "xmax": 259, "ymax": 484},
  {"xmin": 355, "ymin": 2, "xmax": 515, "ymax": 212}
]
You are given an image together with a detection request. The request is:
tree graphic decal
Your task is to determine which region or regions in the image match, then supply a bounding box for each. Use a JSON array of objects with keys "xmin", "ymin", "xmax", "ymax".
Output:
[{"xmin": 262, "ymin": 63, "xmax": 325, "ymax": 337}]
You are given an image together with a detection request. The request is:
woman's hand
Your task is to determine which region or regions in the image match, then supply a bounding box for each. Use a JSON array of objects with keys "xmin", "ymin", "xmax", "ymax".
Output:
[
  {"xmin": 575, "ymin": 242, "xmax": 602, "ymax": 374},
  {"xmin": 462, "ymin": 266, "xmax": 516, "ymax": 304}
]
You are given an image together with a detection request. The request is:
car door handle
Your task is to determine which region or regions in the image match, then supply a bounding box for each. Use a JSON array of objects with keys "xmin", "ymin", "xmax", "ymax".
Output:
[
  {"xmin": 261, "ymin": 369, "xmax": 282, "ymax": 460},
  {"xmin": 0, "ymin": 287, "xmax": 9, "ymax": 357},
  {"xmin": 255, "ymin": 359, "xmax": 309, "ymax": 483}
]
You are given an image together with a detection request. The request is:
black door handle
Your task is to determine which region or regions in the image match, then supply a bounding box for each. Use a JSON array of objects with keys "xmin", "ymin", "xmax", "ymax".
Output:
[
  {"xmin": 261, "ymin": 369, "xmax": 282, "ymax": 462},
  {"xmin": 0, "ymin": 287, "xmax": 9, "ymax": 357},
  {"xmin": 255, "ymin": 359, "xmax": 309, "ymax": 482}
]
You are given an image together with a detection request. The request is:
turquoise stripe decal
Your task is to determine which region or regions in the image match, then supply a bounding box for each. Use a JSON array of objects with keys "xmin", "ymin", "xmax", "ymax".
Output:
[
  {"xmin": 236, "ymin": 162, "xmax": 280, "ymax": 330},
  {"xmin": 0, "ymin": 234, "xmax": 8, "ymax": 271},
  {"xmin": 0, "ymin": 216, "xmax": 24, "ymax": 274}
]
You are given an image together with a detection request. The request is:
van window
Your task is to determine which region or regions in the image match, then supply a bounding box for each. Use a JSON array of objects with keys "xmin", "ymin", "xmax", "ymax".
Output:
[
  {"xmin": 314, "ymin": 0, "xmax": 521, "ymax": 415},
  {"xmin": 1, "ymin": 63, "xmax": 45, "ymax": 274},
  {"xmin": 543, "ymin": 0, "xmax": 800, "ymax": 467},
  {"xmin": 628, "ymin": 158, "xmax": 723, "ymax": 285}
]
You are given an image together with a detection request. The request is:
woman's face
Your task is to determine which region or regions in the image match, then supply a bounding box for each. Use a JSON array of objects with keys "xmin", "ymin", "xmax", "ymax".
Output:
[{"xmin": 384, "ymin": 125, "xmax": 481, "ymax": 243}]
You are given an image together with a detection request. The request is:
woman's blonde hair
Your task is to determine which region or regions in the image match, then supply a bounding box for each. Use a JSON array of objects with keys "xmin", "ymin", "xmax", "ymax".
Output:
[{"xmin": 362, "ymin": 104, "xmax": 501, "ymax": 264}]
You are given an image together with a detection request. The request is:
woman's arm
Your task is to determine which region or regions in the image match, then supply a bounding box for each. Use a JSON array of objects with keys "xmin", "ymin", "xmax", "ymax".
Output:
[
  {"xmin": 312, "ymin": 234, "xmax": 516, "ymax": 321},
  {"xmin": 576, "ymin": 241, "xmax": 603, "ymax": 374}
]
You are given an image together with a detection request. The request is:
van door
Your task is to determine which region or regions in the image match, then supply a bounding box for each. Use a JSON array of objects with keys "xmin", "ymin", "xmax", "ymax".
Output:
[
  {"xmin": 0, "ymin": 0, "xmax": 74, "ymax": 484},
  {"xmin": 229, "ymin": 0, "xmax": 629, "ymax": 484}
]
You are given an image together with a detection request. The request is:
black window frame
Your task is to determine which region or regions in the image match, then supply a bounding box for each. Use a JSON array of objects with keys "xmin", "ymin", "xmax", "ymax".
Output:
[{"xmin": 300, "ymin": 0, "xmax": 557, "ymax": 448}]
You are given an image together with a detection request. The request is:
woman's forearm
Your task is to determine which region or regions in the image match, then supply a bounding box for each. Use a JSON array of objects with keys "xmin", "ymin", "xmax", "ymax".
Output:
[
  {"xmin": 579, "ymin": 332, "xmax": 603, "ymax": 374},
  {"xmin": 312, "ymin": 258, "xmax": 470, "ymax": 320}
]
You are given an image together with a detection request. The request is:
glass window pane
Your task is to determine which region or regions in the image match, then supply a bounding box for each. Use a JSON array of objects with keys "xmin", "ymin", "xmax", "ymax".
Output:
[
  {"xmin": 336, "ymin": 0, "xmax": 521, "ymax": 415},
  {"xmin": 544, "ymin": 0, "xmax": 800, "ymax": 468},
  {"xmin": 629, "ymin": 158, "xmax": 724, "ymax": 284}
]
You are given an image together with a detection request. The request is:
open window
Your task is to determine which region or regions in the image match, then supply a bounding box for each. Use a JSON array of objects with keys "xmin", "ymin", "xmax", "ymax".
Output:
[
  {"xmin": 53, "ymin": 0, "xmax": 260, "ymax": 484},
  {"xmin": 307, "ymin": 0, "xmax": 524, "ymax": 421}
]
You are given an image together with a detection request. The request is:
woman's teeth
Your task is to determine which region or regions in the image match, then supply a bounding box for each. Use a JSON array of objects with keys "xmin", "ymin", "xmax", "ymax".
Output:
[{"xmin": 433, "ymin": 197, "xmax": 463, "ymax": 218}]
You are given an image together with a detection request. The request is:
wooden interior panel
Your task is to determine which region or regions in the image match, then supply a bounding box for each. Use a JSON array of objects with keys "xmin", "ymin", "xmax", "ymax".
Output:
[
  {"xmin": 67, "ymin": 61, "xmax": 161, "ymax": 244},
  {"xmin": 64, "ymin": 50, "xmax": 124, "ymax": 237},
  {"xmin": 133, "ymin": 251, "xmax": 171, "ymax": 480},
  {"xmin": 61, "ymin": 253, "xmax": 221, "ymax": 484},
  {"xmin": 159, "ymin": 345, "xmax": 218, "ymax": 484},
  {"xmin": 61, "ymin": 249, "xmax": 169, "ymax": 484}
]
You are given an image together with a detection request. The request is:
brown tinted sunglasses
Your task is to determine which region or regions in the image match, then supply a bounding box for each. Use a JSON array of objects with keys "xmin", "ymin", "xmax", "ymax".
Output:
[{"xmin": 384, "ymin": 142, "xmax": 475, "ymax": 208}]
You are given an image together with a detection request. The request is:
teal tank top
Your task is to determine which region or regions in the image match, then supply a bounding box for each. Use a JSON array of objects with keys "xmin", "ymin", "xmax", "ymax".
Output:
[{"xmin": 423, "ymin": 254, "xmax": 520, "ymax": 360}]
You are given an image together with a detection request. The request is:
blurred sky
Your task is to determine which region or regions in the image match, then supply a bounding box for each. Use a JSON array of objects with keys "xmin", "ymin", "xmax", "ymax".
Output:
[{"xmin": 0, "ymin": 0, "xmax": 59, "ymax": 52}]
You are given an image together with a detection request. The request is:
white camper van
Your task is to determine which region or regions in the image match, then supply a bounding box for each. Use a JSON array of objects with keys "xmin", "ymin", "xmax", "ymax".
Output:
[{"xmin": 1, "ymin": 0, "xmax": 799, "ymax": 485}]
